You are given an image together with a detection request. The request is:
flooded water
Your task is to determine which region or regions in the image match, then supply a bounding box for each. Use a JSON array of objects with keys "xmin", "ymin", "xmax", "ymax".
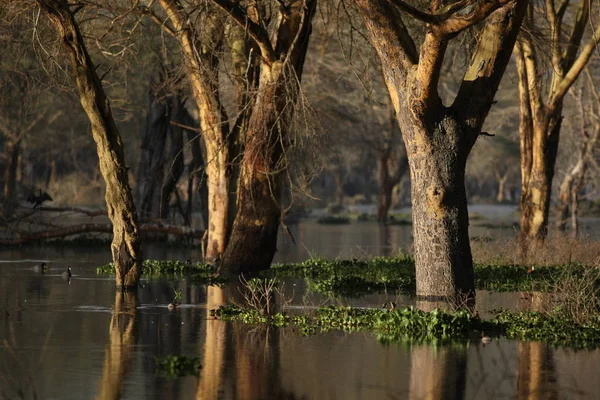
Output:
[{"xmin": 1, "ymin": 220, "xmax": 600, "ymax": 399}]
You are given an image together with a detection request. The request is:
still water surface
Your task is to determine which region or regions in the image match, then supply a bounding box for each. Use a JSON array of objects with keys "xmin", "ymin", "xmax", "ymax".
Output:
[{"xmin": 1, "ymin": 220, "xmax": 599, "ymax": 399}]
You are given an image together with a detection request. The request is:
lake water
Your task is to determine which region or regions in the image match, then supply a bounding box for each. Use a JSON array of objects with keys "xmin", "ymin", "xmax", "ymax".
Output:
[{"xmin": 1, "ymin": 219, "xmax": 599, "ymax": 399}]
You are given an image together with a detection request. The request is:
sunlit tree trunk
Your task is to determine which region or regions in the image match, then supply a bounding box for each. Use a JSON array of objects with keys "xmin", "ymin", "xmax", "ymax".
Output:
[
  {"xmin": 516, "ymin": 1, "xmax": 600, "ymax": 248},
  {"xmin": 38, "ymin": 0, "xmax": 143, "ymax": 289},
  {"xmin": 354, "ymin": 0, "xmax": 526, "ymax": 298},
  {"xmin": 495, "ymin": 171, "xmax": 508, "ymax": 203},
  {"xmin": 218, "ymin": 0, "xmax": 317, "ymax": 274},
  {"xmin": 158, "ymin": 2, "xmax": 233, "ymax": 263}
]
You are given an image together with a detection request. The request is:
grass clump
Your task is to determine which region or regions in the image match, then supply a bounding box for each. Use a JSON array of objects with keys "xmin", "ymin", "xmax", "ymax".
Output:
[{"xmin": 154, "ymin": 355, "xmax": 201, "ymax": 378}]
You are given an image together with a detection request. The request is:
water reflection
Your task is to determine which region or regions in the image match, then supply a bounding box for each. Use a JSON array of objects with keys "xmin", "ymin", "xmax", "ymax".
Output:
[
  {"xmin": 410, "ymin": 345, "xmax": 467, "ymax": 400},
  {"xmin": 97, "ymin": 291, "xmax": 138, "ymax": 400}
]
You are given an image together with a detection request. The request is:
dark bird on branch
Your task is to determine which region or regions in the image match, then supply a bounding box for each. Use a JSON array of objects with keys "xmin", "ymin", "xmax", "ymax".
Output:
[{"xmin": 27, "ymin": 189, "xmax": 53, "ymax": 208}]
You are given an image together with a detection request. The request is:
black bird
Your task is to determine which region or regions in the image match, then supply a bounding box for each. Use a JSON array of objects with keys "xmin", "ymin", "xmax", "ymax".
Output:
[
  {"xmin": 32, "ymin": 262, "xmax": 49, "ymax": 273},
  {"xmin": 27, "ymin": 189, "xmax": 53, "ymax": 208},
  {"xmin": 61, "ymin": 267, "xmax": 72, "ymax": 280}
]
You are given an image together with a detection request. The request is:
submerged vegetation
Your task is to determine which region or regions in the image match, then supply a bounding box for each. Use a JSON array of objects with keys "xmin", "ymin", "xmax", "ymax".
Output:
[{"xmin": 154, "ymin": 355, "xmax": 201, "ymax": 378}]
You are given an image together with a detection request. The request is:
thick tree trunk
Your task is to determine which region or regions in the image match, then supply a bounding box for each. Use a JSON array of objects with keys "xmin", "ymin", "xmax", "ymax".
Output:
[
  {"xmin": 519, "ymin": 112, "xmax": 561, "ymax": 246},
  {"xmin": 38, "ymin": 0, "xmax": 142, "ymax": 290},
  {"xmin": 3, "ymin": 138, "xmax": 21, "ymax": 217},
  {"xmin": 354, "ymin": 0, "xmax": 526, "ymax": 298},
  {"xmin": 219, "ymin": 0, "xmax": 317, "ymax": 274},
  {"xmin": 407, "ymin": 115, "xmax": 475, "ymax": 298}
]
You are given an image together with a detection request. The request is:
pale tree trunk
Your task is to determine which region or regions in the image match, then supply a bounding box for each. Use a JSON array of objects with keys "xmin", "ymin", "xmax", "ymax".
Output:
[
  {"xmin": 3, "ymin": 138, "xmax": 21, "ymax": 217},
  {"xmin": 516, "ymin": 1, "xmax": 600, "ymax": 249},
  {"xmin": 354, "ymin": 0, "xmax": 527, "ymax": 298},
  {"xmin": 495, "ymin": 171, "xmax": 508, "ymax": 203},
  {"xmin": 217, "ymin": 0, "xmax": 317, "ymax": 274},
  {"xmin": 158, "ymin": 2, "xmax": 233, "ymax": 263},
  {"xmin": 555, "ymin": 76, "xmax": 600, "ymax": 236},
  {"xmin": 38, "ymin": 0, "xmax": 142, "ymax": 290}
]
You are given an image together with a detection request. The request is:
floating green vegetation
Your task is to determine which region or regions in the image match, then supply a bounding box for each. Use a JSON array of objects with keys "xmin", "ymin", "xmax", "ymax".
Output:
[
  {"xmin": 97, "ymin": 260, "xmax": 224, "ymax": 284},
  {"xmin": 154, "ymin": 355, "xmax": 201, "ymax": 378},
  {"xmin": 212, "ymin": 304, "xmax": 600, "ymax": 349},
  {"xmin": 316, "ymin": 215, "xmax": 351, "ymax": 224},
  {"xmin": 268, "ymin": 255, "xmax": 416, "ymax": 297},
  {"xmin": 268, "ymin": 255, "xmax": 575, "ymax": 296}
]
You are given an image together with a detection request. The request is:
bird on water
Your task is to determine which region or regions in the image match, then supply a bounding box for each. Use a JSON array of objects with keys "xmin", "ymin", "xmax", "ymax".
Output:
[
  {"xmin": 61, "ymin": 267, "xmax": 72, "ymax": 280},
  {"xmin": 32, "ymin": 262, "xmax": 49, "ymax": 273}
]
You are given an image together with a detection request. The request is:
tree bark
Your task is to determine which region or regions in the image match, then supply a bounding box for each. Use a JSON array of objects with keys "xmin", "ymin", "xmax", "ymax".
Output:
[
  {"xmin": 158, "ymin": 2, "xmax": 233, "ymax": 263},
  {"xmin": 355, "ymin": 0, "xmax": 527, "ymax": 298},
  {"xmin": 516, "ymin": 0, "xmax": 600, "ymax": 248},
  {"xmin": 37, "ymin": 0, "xmax": 142, "ymax": 290},
  {"xmin": 136, "ymin": 74, "xmax": 169, "ymax": 219},
  {"xmin": 218, "ymin": 0, "xmax": 317, "ymax": 274},
  {"xmin": 377, "ymin": 146, "xmax": 408, "ymax": 222}
]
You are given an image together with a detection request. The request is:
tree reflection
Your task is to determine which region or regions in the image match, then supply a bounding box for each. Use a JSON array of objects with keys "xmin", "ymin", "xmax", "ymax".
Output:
[
  {"xmin": 196, "ymin": 283, "xmax": 302, "ymax": 400},
  {"xmin": 96, "ymin": 291, "xmax": 138, "ymax": 400},
  {"xmin": 409, "ymin": 345, "xmax": 467, "ymax": 400},
  {"xmin": 516, "ymin": 292, "xmax": 557, "ymax": 400}
]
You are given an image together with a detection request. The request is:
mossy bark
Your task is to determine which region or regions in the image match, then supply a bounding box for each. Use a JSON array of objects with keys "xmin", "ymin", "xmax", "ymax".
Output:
[{"xmin": 38, "ymin": 0, "xmax": 142, "ymax": 289}]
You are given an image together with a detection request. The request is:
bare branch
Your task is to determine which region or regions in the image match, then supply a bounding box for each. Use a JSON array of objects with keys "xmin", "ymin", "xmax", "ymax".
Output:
[
  {"xmin": 209, "ymin": 0, "xmax": 277, "ymax": 64},
  {"xmin": 549, "ymin": 24, "xmax": 600, "ymax": 113},
  {"xmin": 138, "ymin": 5, "xmax": 176, "ymax": 37}
]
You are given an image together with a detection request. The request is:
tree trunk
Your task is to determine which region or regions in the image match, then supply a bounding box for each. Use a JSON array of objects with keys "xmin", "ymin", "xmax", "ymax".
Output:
[
  {"xmin": 377, "ymin": 146, "xmax": 408, "ymax": 222},
  {"xmin": 159, "ymin": 93, "xmax": 185, "ymax": 220},
  {"xmin": 3, "ymin": 138, "xmax": 21, "ymax": 217},
  {"xmin": 407, "ymin": 115, "xmax": 475, "ymax": 298},
  {"xmin": 495, "ymin": 171, "xmax": 508, "ymax": 203},
  {"xmin": 136, "ymin": 75, "xmax": 169, "ymax": 219},
  {"xmin": 518, "ymin": 112, "xmax": 561, "ymax": 246},
  {"xmin": 333, "ymin": 168, "xmax": 345, "ymax": 209},
  {"xmin": 354, "ymin": 0, "xmax": 526, "ymax": 298},
  {"xmin": 38, "ymin": 0, "xmax": 142, "ymax": 290},
  {"xmin": 219, "ymin": 0, "xmax": 317, "ymax": 274}
]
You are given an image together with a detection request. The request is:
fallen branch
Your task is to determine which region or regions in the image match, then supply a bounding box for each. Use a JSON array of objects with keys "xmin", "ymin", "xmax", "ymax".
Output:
[{"xmin": 0, "ymin": 223, "xmax": 204, "ymax": 245}]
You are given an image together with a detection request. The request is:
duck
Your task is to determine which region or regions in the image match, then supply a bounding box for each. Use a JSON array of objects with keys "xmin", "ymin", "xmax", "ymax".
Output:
[
  {"xmin": 61, "ymin": 267, "xmax": 72, "ymax": 280},
  {"xmin": 32, "ymin": 262, "xmax": 49, "ymax": 273},
  {"xmin": 481, "ymin": 332, "xmax": 492, "ymax": 345},
  {"xmin": 527, "ymin": 266, "xmax": 535, "ymax": 275},
  {"xmin": 168, "ymin": 302, "xmax": 177, "ymax": 311}
]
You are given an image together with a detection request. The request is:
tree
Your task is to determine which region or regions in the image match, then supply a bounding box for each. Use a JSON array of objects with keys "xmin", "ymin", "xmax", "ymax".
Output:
[
  {"xmin": 353, "ymin": 0, "xmax": 528, "ymax": 298},
  {"xmin": 36, "ymin": 0, "xmax": 143, "ymax": 290},
  {"xmin": 516, "ymin": 1, "xmax": 600, "ymax": 248},
  {"xmin": 556, "ymin": 71, "xmax": 600, "ymax": 236},
  {"xmin": 212, "ymin": 0, "xmax": 318, "ymax": 274}
]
